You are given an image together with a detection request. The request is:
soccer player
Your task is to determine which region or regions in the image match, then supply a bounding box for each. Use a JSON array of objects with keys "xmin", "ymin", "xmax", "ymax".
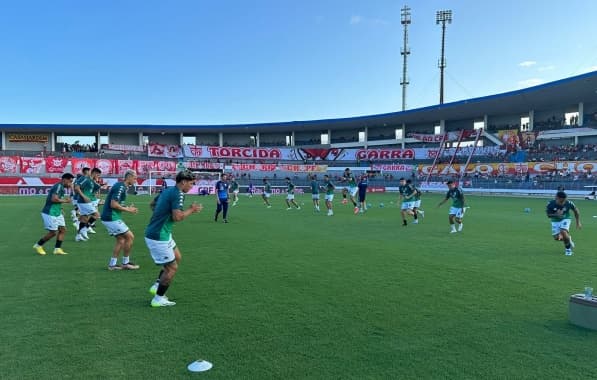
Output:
[
  {"xmin": 310, "ymin": 174, "xmax": 320, "ymax": 212},
  {"xmin": 145, "ymin": 170, "xmax": 203, "ymax": 307},
  {"xmin": 411, "ymin": 181, "xmax": 425, "ymax": 220},
  {"xmin": 101, "ymin": 170, "xmax": 140, "ymax": 270},
  {"xmin": 214, "ymin": 173, "xmax": 230, "ymax": 223},
  {"xmin": 247, "ymin": 182, "xmax": 254, "ymax": 198},
  {"xmin": 406, "ymin": 179, "xmax": 421, "ymax": 224},
  {"xmin": 357, "ymin": 174, "xmax": 368, "ymax": 213},
  {"xmin": 322, "ymin": 174, "xmax": 335, "ymax": 216},
  {"xmin": 398, "ymin": 178, "xmax": 417, "ymax": 226},
  {"xmin": 285, "ymin": 177, "xmax": 301, "ymax": 210},
  {"xmin": 71, "ymin": 169, "xmax": 89, "ymax": 228},
  {"xmin": 73, "ymin": 168, "xmax": 102, "ymax": 241},
  {"xmin": 262, "ymin": 178, "xmax": 272, "ymax": 208},
  {"xmin": 160, "ymin": 177, "xmax": 168, "ymax": 192},
  {"xmin": 437, "ymin": 180, "xmax": 465, "ymax": 233},
  {"xmin": 230, "ymin": 176, "xmax": 240, "ymax": 206},
  {"xmin": 341, "ymin": 168, "xmax": 358, "ymax": 213},
  {"xmin": 33, "ymin": 173, "xmax": 74, "ymax": 256},
  {"xmin": 546, "ymin": 191, "xmax": 582, "ymax": 256}
]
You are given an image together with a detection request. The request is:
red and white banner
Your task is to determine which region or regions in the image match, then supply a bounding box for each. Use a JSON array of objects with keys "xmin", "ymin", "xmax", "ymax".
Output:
[
  {"xmin": 148, "ymin": 143, "xmax": 182, "ymax": 158},
  {"xmin": 95, "ymin": 159, "xmax": 115, "ymax": 175},
  {"xmin": 371, "ymin": 164, "xmax": 414, "ymax": 172},
  {"xmin": 409, "ymin": 130, "xmax": 481, "ymax": 143},
  {"xmin": 185, "ymin": 161, "xmax": 225, "ymax": 170},
  {"xmin": 71, "ymin": 158, "xmax": 97, "ymax": 173},
  {"xmin": 20, "ymin": 157, "xmax": 45, "ymax": 174},
  {"xmin": 45, "ymin": 157, "xmax": 69, "ymax": 173},
  {"xmin": 155, "ymin": 160, "xmax": 177, "ymax": 171},
  {"xmin": 116, "ymin": 160, "xmax": 136, "ymax": 174},
  {"xmin": 278, "ymin": 164, "xmax": 328, "ymax": 172},
  {"xmin": 100, "ymin": 144, "xmax": 146, "ymax": 153},
  {"xmin": 0, "ymin": 156, "xmax": 19, "ymax": 174},
  {"xmin": 136, "ymin": 160, "xmax": 158, "ymax": 175},
  {"xmin": 231, "ymin": 163, "xmax": 277, "ymax": 172}
]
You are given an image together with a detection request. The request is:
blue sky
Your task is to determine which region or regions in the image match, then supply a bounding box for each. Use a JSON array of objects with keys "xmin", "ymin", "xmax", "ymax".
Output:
[{"xmin": 0, "ymin": 0, "xmax": 595, "ymax": 125}]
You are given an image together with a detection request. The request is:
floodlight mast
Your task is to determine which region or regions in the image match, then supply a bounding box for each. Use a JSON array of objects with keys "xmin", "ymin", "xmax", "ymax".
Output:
[
  {"xmin": 400, "ymin": 5, "xmax": 411, "ymax": 111},
  {"xmin": 436, "ymin": 9, "xmax": 452, "ymax": 105}
]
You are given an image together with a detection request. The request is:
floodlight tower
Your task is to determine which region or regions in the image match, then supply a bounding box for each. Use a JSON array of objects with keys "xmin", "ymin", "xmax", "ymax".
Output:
[
  {"xmin": 436, "ymin": 9, "xmax": 452, "ymax": 105},
  {"xmin": 400, "ymin": 5, "xmax": 411, "ymax": 111}
]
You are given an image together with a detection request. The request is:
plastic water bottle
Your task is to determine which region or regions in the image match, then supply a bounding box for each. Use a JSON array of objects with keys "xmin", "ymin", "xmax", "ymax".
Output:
[
  {"xmin": 524, "ymin": 207, "xmax": 531, "ymax": 213},
  {"xmin": 584, "ymin": 286, "xmax": 593, "ymax": 300}
]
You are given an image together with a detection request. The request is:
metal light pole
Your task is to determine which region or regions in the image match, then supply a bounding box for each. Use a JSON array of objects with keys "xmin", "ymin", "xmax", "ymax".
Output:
[
  {"xmin": 436, "ymin": 10, "xmax": 452, "ymax": 105},
  {"xmin": 400, "ymin": 5, "xmax": 411, "ymax": 111}
]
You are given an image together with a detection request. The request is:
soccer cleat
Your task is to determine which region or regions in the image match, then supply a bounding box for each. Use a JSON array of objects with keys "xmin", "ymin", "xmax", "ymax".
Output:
[
  {"xmin": 450, "ymin": 229, "xmax": 457, "ymax": 234},
  {"xmin": 122, "ymin": 262, "xmax": 140, "ymax": 270},
  {"xmin": 108, "ymin": 265, "xmax": 122, "ymax": 271},
  {"xmin": 458, "ymin": 223, "xmax": 463, "ymax": 232},
  {"xmin": 75, "ymin": 234, "xmax": 88, "ymax": 242},
  {"xmin": 149, "ymin": 283, "xmax": 158, "ymax": 295},
  {"xmin": 296, "ymin": 207, "xmax": 301, "ymax": 210},
  {"xmin": 565, "ymin": 249, "xmax": 573, "ymax": 256},
  {"xmin": 80, "ymin": 230, "xmax": 89, "ymax": 240},
  {"xmin": 354, "ymin": 207, "xmax": 359, "ymax": 215},
  {"xmin": 223, "ymin": 219, "xmax": 228, "ymax": 223},
  {"xmin": 266, "ymin": 205, "xmax": 272, "ymax": 208},
  {"xmin": 287, "ymin": 207, "xmax": 292, "ymax": 210},
  {"xmin": 151, "ymin": 296, "xmax": 176, "ymax": 307},
  {"xmin": 413, "ymin": 219, "xmax": 419, "ymax": 224},
  {"xmin": 53, "ymin": 248, "xmax": 68, "ymax": 255},
  {"xmin": 418, "ymin": 210, "xmax": 425, "ymax": 218},
  {"xmin": 327, "ymin": 210, "xmax": 334, "ymax": 216},
  {"xmin": 33, "ymin": 244, "xmax": 47, "ymax": 256},
  {"xmin": 87, "ymin": 227, "xmax": 96, "ymax": 234}
]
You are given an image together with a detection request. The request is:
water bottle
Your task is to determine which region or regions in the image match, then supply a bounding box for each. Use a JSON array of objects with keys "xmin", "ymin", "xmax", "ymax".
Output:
[{"xmin": 584, "ymin": 286, "xmax": 593, "ymax": 300}]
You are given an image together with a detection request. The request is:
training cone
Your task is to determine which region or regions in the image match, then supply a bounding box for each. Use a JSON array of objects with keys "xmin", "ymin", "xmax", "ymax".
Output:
[{"xmin": 187, "ymin": 360, "xmax": 213, "ymax": 372}]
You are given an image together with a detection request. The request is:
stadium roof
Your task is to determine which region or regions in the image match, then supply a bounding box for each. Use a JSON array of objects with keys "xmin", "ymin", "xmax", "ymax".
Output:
[{"xmin": 2, "ymin": 70, "xmax": 597, "ymax": 134}]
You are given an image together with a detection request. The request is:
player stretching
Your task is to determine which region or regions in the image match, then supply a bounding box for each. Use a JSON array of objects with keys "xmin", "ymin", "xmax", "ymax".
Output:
[
  {"xmin": 341, "ymin": 168, "xmax": 358, "ymax": 213},
  {"xmin": 101, "ymin": 170, "xmax": 140, "ymax": 270},
  {"xmin": 74, "ymin": 168, "xmax": 102, "ymax": 241},
  {"xmin": 310, "ymin": 174, "xmax": 320, "ymax": 212},
  {"xmin": 71, "ymin": 169, "xmax": 89, "ymax": 228},
  {"xmin": 546, "ymin": 191, "xmax": 581, "ymax": 256},
  {"xmin": 33, "ymin": 173, "xmax": 74, "ymax": 255},
  {"xmin": 437, "ymin": 180, "xmax": 465, "ymax": 233},
  {"xmin": 262, "ymin": 178, "xmax": 272, "ymax": 208},
  {"xmin": 322, "ymin": 174, "xmax": 335, "ymax": 216},
  {"xmin": 411, "ymin": 180, "xmax": 425, "ymax": 220},
  {"xmin": 146, "ymin": 170, "xmax": 203, "ymax": 307},
  {"xmin": 285, "ymin": 177, "xmax": 301, "ymax": 210},
  {"xmin": 214, "ymin": 173, "xmax": 230, "ymax": 223}
]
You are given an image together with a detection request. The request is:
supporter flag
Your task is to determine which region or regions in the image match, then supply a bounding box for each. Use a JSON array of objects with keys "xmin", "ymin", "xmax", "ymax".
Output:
[
  {"xmin": 45, "ymin": 157, "xmax": 68, "ymax": 173},
  {"xmin": 0, "ymin": 156, "xmax": 19, "ymax": 174},
  {"xmin": 20, "ymin": 157, "xmax": 45, "ymax": 174}
]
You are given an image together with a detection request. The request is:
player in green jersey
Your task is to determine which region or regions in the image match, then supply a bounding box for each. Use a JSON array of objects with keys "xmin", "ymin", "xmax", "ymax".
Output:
[
  {"xmin": 262, "ymin": 178, "xmax": 272, "ymax": 208},
  {"xmin": 437, "ymin": 180, "xmax": 465, "ymax": 233},
  {"xmin": 285, "ymin": 177, "xmax": 301, "ymax": 210},
  {"xmin": 33, "ymin": 173, "xmax": 75, "ymax": 256},
  {"xmin": 310, "ymin": 174, "xmax": 321, "ymax": 212},
  {"xmin": 100, "ymin": 170, "xmax": 140, "ymax": 270},
  {"xmin": 145, "ymin": 170, "xmax": 203, "ymax": 307},
  {"xmin": 322, "ymin": 174, "xmax": 335, "ymax": 216},
  {"xmin": 230, "ymin": 177, "xmax": 240, "ymax": 206},
  {"xmin": 546, "ymin": 191, "xmax": 582, "ymax": 256}
]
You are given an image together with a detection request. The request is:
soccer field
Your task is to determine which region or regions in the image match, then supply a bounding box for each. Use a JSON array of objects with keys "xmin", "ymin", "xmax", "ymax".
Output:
[{"xmin": 3, "ymin": 192, "xmax": 597, "ymax": 379}]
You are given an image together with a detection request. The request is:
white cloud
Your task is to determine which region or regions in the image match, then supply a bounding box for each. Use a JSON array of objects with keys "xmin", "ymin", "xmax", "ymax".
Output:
[
  {"xmin": 518, "ymin": 78, "xmax": 544, "ymax": 88},
  {"xmin": 350, "ymin": 15, "xmax": 362, "ymax": 25},
  {"xmin": 537, "ymin": 65, "xmax": 555, "ymax": 72},
  {"xmin": 518, "ymin": 61, "xmax": 537, "ymax": 68},
  {"xmin": 349, "ymin": 15, "xmax": 388, "ymax": 26},
  {"xmin": 576, "ymin": 65, "xmax": 597, "ymax": 74}
]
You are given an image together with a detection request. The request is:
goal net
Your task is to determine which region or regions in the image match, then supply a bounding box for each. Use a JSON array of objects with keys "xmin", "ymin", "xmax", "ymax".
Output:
[{"xmin": 148, "ymin": 170, "xmax": 222, "ymax": 195}]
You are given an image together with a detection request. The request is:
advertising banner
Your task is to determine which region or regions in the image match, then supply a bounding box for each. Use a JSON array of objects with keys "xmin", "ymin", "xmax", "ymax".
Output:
[{"xmin": 148, "ymin": 144, "xmax": 182, "ymax": 158}]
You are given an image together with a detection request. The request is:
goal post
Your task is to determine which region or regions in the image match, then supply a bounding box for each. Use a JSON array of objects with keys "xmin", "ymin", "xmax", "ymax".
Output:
[{"xmin": 147, "ymin": 169, "xmax": 222, "ymax": 196}]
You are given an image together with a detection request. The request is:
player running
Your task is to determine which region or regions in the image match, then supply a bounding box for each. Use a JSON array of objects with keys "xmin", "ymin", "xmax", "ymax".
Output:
[
  {"xmin": 546, "ymin": 191, "xmax": 581, "ymax": 256},
  {"xmin": 437, "ymin": 180, "xmax": 465, "ymax": 233}
]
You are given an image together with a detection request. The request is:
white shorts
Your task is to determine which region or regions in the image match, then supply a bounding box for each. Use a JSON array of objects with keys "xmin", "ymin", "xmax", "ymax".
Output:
[
  {"xmin": 401, "ymin": 201, "xmax": 415, "ymax": 210},
  {"xmin": 101, "ymin": 220, "xmax": 130, "ymax": 236},
  {"xmin": 449, "ymin": 207, "xmax": 464, "ymax": 218},
  {"xmin": 263, "ymin": 192, "xmax": 271, "ymax": 198},
  {"xmin": 78, "ymin": 202, "xmax": 97, "ymax": 216},
  {"xmin": 41, "ymin": 213, "xmax": 65, "ymax": 231},
  {"xmin": 92, "ymin": 199, "xmax": 100, "ymax": 208},
  {"xmin": 413, "ymin": 200, "xmax": 421, "ymax": 208},
  {"xmin": 325, "ymin": 194, "xmax": 334, "ymax": 202},
  {"xmin": 145, "ymin": 237, "xmax": 177, "ymax": 265},
  {"xmin": 233, "ymin": 190, "xmax": 239, "ymax": 195},
  {"xmin": 551, "ymin": 219, "xmax": 571, "ymax": 236},
  {"xmin": 287, "ymin": 194, "xmax": 295, "ymax": 200},
  {"xmin": 348, "ymin": 187, "xmax": 358, "ymax": 197},
  {"xmin": 312, "ymin": 194, "xmax": 320, "ymax": 200}
]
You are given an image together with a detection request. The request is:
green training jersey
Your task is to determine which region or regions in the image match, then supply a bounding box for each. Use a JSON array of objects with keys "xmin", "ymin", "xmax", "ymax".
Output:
[
  {"xmin": 230, "ymin": 180, "xmax": 239, "ymax": 191},
  {"xmin": 324, "ymin": 180, "xmax": 335, "ymax": 195},
  {"xmin": 287, "ymin": 182, "xmax": 295, "ymax": 194},
  {"xmin": 77, "ymin": 176, "xmax": 95, "ymax": 203},
  {"xmin": 264, "ymin": 182, "xmax": 271, "ymax": 193},
  {"xmin": 546, "ymin": 199, "xmax": 577, "ymax": 222},
  {"xmin": 145, "ymin": 187, "xmax": 185, "ymax": 241},
  {"xmin": 399, "ymin": 184, "xmax": 415, "ymax": 203},
  {"xmin": 101, "ymin": 182, "xmax": 127, "ymax": 221},
  {"xmin": 310, "ymin": 180, "xmax": 319, "ymax": 194},
  {"xmin": 446, "ymin": 187, "xmax": 465, "ymax": 208},
  {"xmin": 344, "ymin": 173, "xmax": 357, "ymax": 187},
  {"xmin": 42, "ymin": 182, "xmax": 66, "ymax": 216}
]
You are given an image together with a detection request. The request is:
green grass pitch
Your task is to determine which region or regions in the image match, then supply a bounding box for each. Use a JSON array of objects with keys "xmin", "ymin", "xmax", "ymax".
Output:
[{"xmin": 2, "ymin": 192, "xmax": 597, "ymax": 379}]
